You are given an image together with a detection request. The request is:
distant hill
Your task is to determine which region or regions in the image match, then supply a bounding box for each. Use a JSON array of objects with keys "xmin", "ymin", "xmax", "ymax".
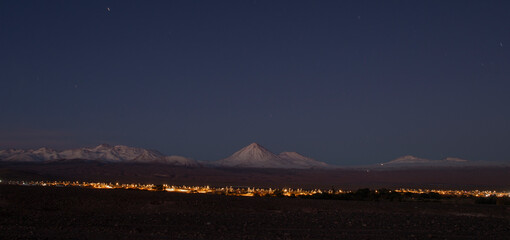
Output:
[{"xmin": 376, "ymin": 155, "xmax": 506, "ymax": 168}]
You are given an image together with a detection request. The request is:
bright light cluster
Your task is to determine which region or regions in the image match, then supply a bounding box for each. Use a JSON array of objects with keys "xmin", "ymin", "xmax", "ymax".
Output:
[
  {"xmin": 2, "ymin": 180, "xmax": 509, "ymax": 198},
  {"xmin": 394, "ymin": 188, "xmax": 510, "ymax": 198},
  {"xmin": 2, "ymin": 180, "xmax": 329, "ymax": 197}
]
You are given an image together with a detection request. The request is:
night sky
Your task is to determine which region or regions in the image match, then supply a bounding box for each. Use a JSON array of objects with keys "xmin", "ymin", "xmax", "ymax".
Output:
[{"xmin": 1, "ymin": 1, "xmax": 509, "ymax": 165}]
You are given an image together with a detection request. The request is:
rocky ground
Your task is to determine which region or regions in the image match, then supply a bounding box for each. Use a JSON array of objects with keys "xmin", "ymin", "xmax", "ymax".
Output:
[{"xmin": 0, "ymin": 185, "xmax": 509, "ymax": 240}]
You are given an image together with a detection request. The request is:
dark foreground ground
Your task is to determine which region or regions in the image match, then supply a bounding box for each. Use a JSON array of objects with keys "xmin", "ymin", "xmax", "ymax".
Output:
[{"xmin": 1, "ymin": 185, "xmax": 509, "ymax": 240}]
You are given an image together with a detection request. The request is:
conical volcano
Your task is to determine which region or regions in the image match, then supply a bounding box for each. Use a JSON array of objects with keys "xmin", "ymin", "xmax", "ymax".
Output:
[
  {"xmin": 215, "ymin": 143, "xmax": 330, "ymax": 169},
  {"xmin": 216, "ymin": 143, "xmax": 287, "ymax": 168}
]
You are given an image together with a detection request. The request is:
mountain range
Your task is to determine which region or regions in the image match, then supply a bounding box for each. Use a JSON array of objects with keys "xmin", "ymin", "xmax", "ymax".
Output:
[
  {"xmin": 374, "ymin": 155, "xmax": 509, "ymax": 168},
  {"xmin": 0, "ymin": 143, "xmax": 330, "ymax": 169},
  {"xmin": 385, "ymin": 155, "xmax": 467, "ymax": 164},
  {"xmin": 0, "ymin": 144, "xmax": 198, "ymax": 166},
  {"xmin": 1, "ymin": 143, "xmax": 505, "ymax": 169}
]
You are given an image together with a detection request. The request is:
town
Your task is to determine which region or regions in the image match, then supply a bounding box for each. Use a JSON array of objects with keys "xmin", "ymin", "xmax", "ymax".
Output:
[{"xmin": 3, "ymin": 179, "xmax": 509, "ymax": 200}]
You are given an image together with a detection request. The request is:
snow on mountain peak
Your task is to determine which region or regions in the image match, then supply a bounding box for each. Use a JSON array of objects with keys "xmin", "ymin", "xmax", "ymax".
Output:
[
  {"xmin": 247, "ymin": 142, "xmax": 261, "ymax": 147},
  {"xmin": 0, "ymin": 144, "xmax": 198, "ymax": 166},
  {"xmin": 94, "ymin": 143, "xmax": 113, "ymax": 150},
  {"xmin": 216, "ymin": 143, "xmax": 284, "ymax": 168},
  {"xmin": 215, "ymin": 143, "xmax": 330, "ymax": 169},
  {"xmin": 243, "ymin": 142, "xmax": 268, "ymax": 152}
]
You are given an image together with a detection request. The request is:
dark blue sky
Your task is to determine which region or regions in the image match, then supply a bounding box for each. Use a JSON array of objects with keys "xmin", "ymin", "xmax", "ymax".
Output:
[{"xmin": 1, "ymin": 1, "xmax": 509, "ymax": 165}]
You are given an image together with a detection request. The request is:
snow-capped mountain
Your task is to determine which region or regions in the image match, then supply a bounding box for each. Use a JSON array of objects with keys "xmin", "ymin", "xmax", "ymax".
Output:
[
  {"xmin": 215, "ymin": 143, "xmax": 287, "ymax": 168},
  {"xmin": 0, "ymin": 147, "xmax": 61, "ymax": 162},
  {"xmin": 383, "ymin": 155, "xmax": 471, "ymax": 165},
  {"xmin": 386, "ymin": 155, "xmax": 432, "ymax": 164},
  {"xmin": 214, "ymin": 143, "xmax": 330, "ymax": 169},
  {"xmin": 57, "ymin": 144, "xmax": 164, "ymax": 162},
  {"xmin": 0, "ymin": 144, "xmax": 198, "ymax": 166},
  {"xmin": 377, "ymin": 155, "xmax": 477, "ymax": 168}
]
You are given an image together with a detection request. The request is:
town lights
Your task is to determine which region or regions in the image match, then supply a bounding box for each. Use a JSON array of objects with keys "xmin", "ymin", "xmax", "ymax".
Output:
[{"xmin": 4, "ymin": 180, "xmax": 510, "ymax": 199}]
